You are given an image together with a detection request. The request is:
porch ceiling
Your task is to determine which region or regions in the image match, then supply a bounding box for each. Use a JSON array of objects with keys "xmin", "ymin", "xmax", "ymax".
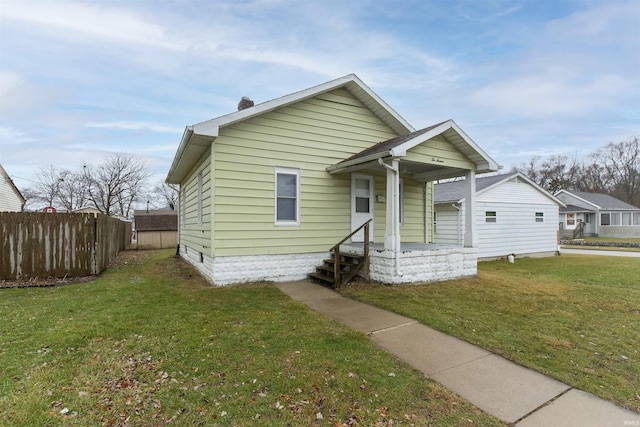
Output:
[{"xmin": 335, "ymin": 158, "xmax": 470, "ymax": 182}]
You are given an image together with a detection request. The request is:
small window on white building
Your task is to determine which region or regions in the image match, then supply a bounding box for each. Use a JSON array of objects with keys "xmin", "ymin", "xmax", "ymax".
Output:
[
  {"xmin": 601, "ymin": 213, "xmax": 610, "ymax": 225},
  {"xmin": 485, "ymin": 211, "xmax": 497, "ymax": 223},
  {"xmin": 535, "ymin": 212, "xmax": 544, "ymax": 223},
  {"xmin": 567, "ymin": 213, "xmax": 575, "ymax": 226},
  {"xmin": 275, "ymin": 167, "xmax": 300, "ymax": 226}
]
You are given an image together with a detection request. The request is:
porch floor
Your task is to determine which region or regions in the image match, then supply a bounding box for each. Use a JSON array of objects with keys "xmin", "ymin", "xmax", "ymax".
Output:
[{"xmin": 341, "ymin": 242, "xmax": 455, "ymax": 252}]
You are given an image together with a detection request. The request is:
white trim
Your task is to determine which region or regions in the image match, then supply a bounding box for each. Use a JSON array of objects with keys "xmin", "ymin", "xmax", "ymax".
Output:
[
  {"xmin": 274, "ymin": 167, "xmax": 300, "ymax": 226},
  {"xmin": 399, "ymin": 178, "xmax": 404, "ymax": 225},
  {"xmin": 351, "ymin": 173, "xmax": 375, "ymax": 242}
]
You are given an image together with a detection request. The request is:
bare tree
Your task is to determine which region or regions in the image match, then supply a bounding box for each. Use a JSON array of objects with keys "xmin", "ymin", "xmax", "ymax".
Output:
[
  {"xmin": 57, "ymin": 169, "xmax": 89, "ymax": 211},
  {"xmin": 514, "ymin": 154, "xmax": 581, "ymax": 193},
  {"xmin": 151, "ymin": 180, "xmax": 179, "ymax": 210},
  {"xmin": 591, "ymin": 137, "xmax": 640, "ymax": 206},
  {"xmin": 84, "ymin": 154, "xmax": 151, "ymax": 218},
  {"xmin": 31, "ymin": 165, "xmax": 63, "ymax": 207}
]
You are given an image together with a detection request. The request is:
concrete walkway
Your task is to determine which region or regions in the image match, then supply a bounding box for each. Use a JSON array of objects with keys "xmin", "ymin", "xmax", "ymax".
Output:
[
  {"xmin": 274, "ymin": 280, "xmax": 639, "ymax": 426},
  {"xmin": 561, "ymin": 247, "xmax": 640, "ymax": 257}
]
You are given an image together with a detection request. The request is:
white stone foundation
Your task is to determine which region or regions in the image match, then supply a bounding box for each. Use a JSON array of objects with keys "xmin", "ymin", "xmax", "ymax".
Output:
[
  {"xmin": 179, "ymin": 245, "xmax": 329, "ymax": 286},
  {"xmin": 342, "ymin": 245, "xmax": 478, "ymax": 285}
]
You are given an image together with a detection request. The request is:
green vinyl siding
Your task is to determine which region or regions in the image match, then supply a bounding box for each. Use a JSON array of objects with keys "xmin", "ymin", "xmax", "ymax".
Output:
[
  {"xmin": 372, "ymin": 174, "xmax": 425, "ymax": 243},
  {"xmin": 179, "ymin": 150, "xmax": 212, "ymax": 254},
  {"xmin": 213, "ymin": 88, "xmax": 397, "ymax": 256},
  {"xmin": 405, "ymin": 136, "xmax": 476, "ymax": 170}
]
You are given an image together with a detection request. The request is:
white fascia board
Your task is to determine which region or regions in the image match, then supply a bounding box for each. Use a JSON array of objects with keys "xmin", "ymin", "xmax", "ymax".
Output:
[
  {"xmin": 448, "ymin": 120, "xmax": 500, "ymax": 172},
  {"xmin": 191, "ymin": 74, "xmax": 413, "ymax": 134},
  {"xmin": 326, "ymin": 152, "xmax": 392, "ymax": 174},
  {"xmin": 555, "ymin": 189, "xmax": 600, "ymax": 210},
  {"xmin": 166, "ymin": 126, "xmax": 194, "ymax": 183},
  {"xmin": 393, "ymin": 120, "xmax": 500, "ymax": 172}
]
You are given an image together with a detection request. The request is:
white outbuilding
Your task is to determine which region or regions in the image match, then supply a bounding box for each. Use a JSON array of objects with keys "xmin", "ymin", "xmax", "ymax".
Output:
[{"xmin": 434, "ymin": 172, "xmax": 565, "ymax": 260}]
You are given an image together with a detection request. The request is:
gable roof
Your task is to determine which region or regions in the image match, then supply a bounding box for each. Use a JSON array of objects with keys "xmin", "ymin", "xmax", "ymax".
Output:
[
  {"xmin": 555, "ymin": 189, "xmax": 639, "ymax": 211},
  {"xmin": 0, "ymin": 164, "xmax": 26, "ymax": 211},
  {"xmin": 434, "ymin": 172, "xmax": 565, "ymax": 206},
  {"xmin": 134, "ymin": 209, "xmax": 178, "ymax": 231},
  {"xmin": 166, "ymin": 74, "xmax": 414, "ymax": 184},
  {"xmin": 327, "ymin": 119, "xmax": 499, "ymax": 175}
]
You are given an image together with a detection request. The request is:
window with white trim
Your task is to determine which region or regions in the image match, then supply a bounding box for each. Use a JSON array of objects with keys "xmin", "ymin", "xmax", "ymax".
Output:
[
  {"xmin": 535, "ymin": 212, "xmax": 544, "ymax": 223},
  {"xmin": 275, "ymin": 167, "xmax": 300, "ymax": 226},
  {"xmin": 197, "ymin": 172, "xmax": 203, "ymax": 225},
  {"xmin": 601, "ymin": 213, "xmax": 610, "ymax": 225},
  {"xmin": 485, "ymin": 211, "xmax": 497, "ymax": 223}
]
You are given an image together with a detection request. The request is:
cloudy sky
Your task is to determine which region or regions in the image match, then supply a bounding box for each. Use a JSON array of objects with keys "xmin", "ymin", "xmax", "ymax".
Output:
[{"xmin": 1, "ymin": 0, "xmax": 638, "ymax": 193}]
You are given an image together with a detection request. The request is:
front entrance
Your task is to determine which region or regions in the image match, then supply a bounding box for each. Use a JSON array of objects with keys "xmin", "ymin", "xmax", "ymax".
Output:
[{"xmin": 351, "ymin": 174, "xmax": 374, "ymax": 242}]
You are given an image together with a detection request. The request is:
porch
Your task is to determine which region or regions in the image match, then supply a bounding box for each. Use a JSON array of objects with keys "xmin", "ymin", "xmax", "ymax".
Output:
[{"xmin": 340, "ymin": 242, "xmax": 478, "ymax": 285}]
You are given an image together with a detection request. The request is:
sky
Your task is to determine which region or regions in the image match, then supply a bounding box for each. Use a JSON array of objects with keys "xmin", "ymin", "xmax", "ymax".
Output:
[{"xmin": 1, "ymin": 0, "xmax": 639, "ymax": 195}]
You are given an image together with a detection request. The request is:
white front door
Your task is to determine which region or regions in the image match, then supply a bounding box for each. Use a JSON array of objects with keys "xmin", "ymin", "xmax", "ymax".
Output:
[{"xmin": 351, "ymin": 174, "xmax": 374, "ymax": 242}]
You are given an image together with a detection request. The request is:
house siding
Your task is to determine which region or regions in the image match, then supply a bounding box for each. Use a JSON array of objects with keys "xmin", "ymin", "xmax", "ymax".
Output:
[
  {"xmin": 179, "ymin": 151, "xmax": 213, "ymax": 254},
  {"xmin": 0, "ymin": 175, "xmax": 23, "ymax": 212},
  {"xmin": 211, "ymin": 88, "xmax": 400, "ymax": 257},
  {"xmin": 404, "ymin": 136, "xmax": 475, "ymax": 170},
  {"xmin": 435, "ymin": 179, "xmax": 560, "ymax": 258}
]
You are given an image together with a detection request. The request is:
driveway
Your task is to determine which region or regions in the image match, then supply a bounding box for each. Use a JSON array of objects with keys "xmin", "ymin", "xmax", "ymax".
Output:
[{"xmin": 561, "ymin": 248, "xmax": 640, "ymax": 257}]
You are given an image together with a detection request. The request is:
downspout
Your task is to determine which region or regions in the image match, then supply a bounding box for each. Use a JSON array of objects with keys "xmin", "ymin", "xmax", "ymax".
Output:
[
  {"xmin": 452, "ymin": 203, "xmax": 462, "ymax": 247},
  {"xmin": 378, "ymin": 158, "xmax": 402, "ymax": 276}
]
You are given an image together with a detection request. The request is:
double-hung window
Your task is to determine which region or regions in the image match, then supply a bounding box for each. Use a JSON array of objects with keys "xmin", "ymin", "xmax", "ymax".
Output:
[{"xmin": 275, "ymin": 167, "xmax": 300, "ymax": 226}]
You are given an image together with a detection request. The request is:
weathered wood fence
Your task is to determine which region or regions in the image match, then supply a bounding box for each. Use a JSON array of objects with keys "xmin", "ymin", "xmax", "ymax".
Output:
[{"xmin": 1, "ymin": 212, "xmax": 130, "ymax": 280}]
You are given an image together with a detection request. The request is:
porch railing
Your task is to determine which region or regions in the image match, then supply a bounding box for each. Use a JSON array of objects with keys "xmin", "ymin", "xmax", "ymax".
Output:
[
  {"xmin": 330, "ymin": 219, "xmax": 372, "ymax": 287},
  {"xmin": 573, "ymin": 221, "xmax": 586, "ymax": 239}
]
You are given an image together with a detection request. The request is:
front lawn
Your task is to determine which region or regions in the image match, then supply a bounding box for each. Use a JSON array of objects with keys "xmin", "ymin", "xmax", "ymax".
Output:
[
  {"xmin": 341, "ymin": 255, "xmax": 640, "ymax": 413},
  {"xmin": 0, "ymin": 250, "xmax": 502, "ymax": 426}
]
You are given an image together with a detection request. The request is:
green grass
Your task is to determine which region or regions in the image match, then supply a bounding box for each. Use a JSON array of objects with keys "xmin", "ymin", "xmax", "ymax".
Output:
[
  {"xmin": 341, "ymin": 255, "xmax": 640, "ymax": 413},
  {"xmin": 0, "ymin": 250, "xmax": 502, "ymax": 426}
]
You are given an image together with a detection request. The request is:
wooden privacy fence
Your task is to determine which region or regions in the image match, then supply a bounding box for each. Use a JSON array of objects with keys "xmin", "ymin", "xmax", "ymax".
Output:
[{"xmin": 0, "ymin": 212, "xmax": 129, "ymax": 280}]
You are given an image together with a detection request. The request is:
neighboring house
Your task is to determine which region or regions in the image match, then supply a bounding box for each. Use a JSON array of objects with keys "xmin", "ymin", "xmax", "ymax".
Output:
[
  {"xmin": 0, "ymin": 164, "xmax": 25, "ymax": 212},
  {"xmin": 555, "ymin": 190, "xmax": 640, "ymax": 238},
  {"xmin": 434, "ymin": 172, "xmax": 564, "ymax": 259},
  {"xmin": 134, "ymin": 209, "xmax": 178, "ymax": 249},
  {"xmin": 166, "ymin": 74, "xmax": 499, "ymax": 286}
]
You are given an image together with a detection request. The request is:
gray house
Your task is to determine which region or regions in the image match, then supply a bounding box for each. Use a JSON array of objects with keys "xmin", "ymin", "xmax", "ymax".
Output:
[{"xmin": 555, "ymin": 190, "xmax": 640, "ymax": 238}]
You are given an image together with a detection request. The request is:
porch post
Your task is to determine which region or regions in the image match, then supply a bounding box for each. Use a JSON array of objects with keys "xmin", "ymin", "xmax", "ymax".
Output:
[
  {"xmin": 464, "ymin": 170, "xmax": 476, "ymax": 247},
  {"xmin": 384, "ymin": 160, "xmax": 397, "ymax": 251}
]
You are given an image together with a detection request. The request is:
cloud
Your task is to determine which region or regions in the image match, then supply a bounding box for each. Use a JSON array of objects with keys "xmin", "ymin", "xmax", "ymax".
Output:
[
  {"xmin": 85, "ymin": 121, "xmax": 179, "ymax": 134},
  {"xmin": 0, "ymin": 0, "xmax": 188, "ymax": 51},
  {"xmin": 0, "ymin": 71, "xmax": 60, "ymax": 115}
]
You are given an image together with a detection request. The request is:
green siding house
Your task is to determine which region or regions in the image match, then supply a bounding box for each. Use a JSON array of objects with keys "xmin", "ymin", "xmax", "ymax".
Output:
[{"xmin": 166, "ymin": 74, "xmax": 499, "ymax": 285}]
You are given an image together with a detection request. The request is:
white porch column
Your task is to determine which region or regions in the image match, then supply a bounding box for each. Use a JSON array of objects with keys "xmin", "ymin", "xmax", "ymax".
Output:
[
  {"xmin": 384, "ymin": 159, "xmax": 400, "ymax": 251},
  {"xmin": 464, "ymin": 170, "xmax": 477, "ymax": 247}
]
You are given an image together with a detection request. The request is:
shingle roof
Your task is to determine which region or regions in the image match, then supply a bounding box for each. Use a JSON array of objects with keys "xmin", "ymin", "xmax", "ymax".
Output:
[
  {"xmin": 338, "ymin": 122, "xmax": 446, "ymax": 164},
  {"xmin": 134, "ymin": 209, "xmax": 178, "ymax": 231},
  {"xmin": 433, "ymin": 173, "xmax": 511, "ymax": 203},
  {"xmin": 560, "ymin": 190, "xmax": 639, "ymax": 210},
  {"xmin": 560, "ymin": 204, "xmax": 594, "ymax": 213}
]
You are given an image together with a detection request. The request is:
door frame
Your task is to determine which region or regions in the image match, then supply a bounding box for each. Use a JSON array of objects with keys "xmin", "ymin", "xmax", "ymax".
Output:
[{"xmin": 351, "ymin": 173, "xmax": 375, "ymax": 242}]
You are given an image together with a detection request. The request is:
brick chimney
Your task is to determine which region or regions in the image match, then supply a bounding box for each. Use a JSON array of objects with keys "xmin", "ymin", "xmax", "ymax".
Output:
[{"xmin": 237, "ymin": 96, "xmax": 254, "ymax": 111}]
